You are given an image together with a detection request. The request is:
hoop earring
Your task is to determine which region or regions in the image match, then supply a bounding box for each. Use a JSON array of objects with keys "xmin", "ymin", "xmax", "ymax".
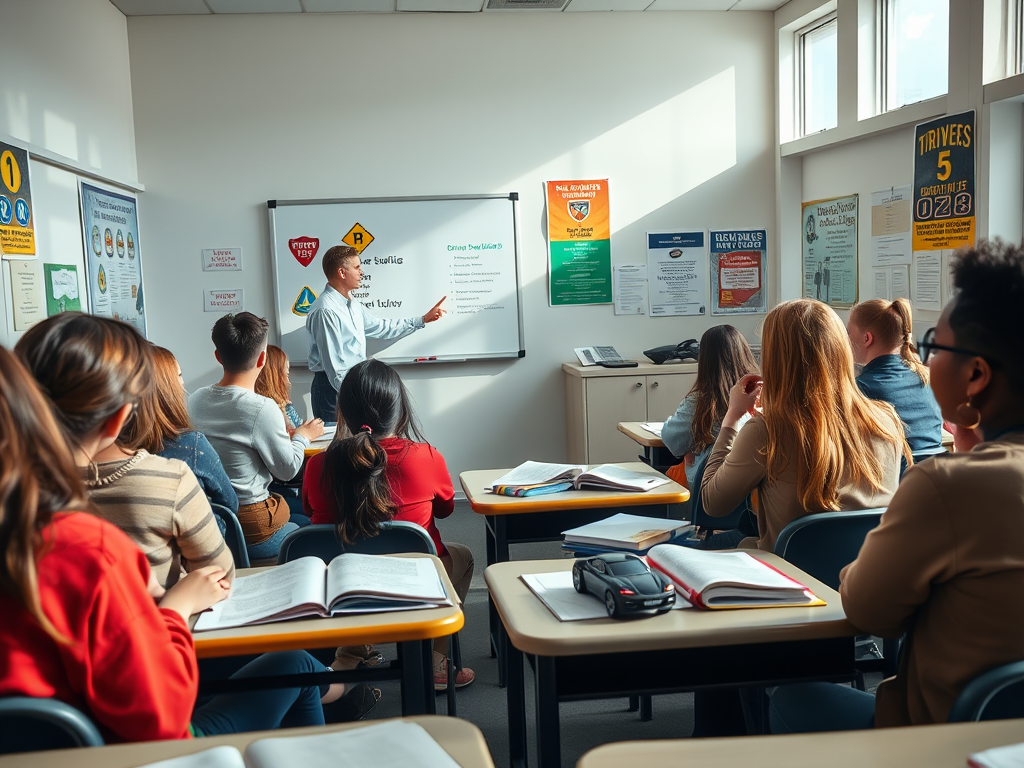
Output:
[{"xmin": 956, "ymin": 397, "xmax": 982, "ymax": 430}]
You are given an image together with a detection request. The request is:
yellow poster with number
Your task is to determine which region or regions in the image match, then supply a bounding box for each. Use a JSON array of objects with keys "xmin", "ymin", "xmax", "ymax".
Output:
[{"xmin": 0, "ymin": 141, "xmax": 36, "ymax": 257}]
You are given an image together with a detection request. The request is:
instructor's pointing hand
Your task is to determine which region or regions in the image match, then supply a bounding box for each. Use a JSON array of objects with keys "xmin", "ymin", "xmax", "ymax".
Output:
[{"xmin": 423, "ymin": 296, "xmax": 447, "ymax": 324}]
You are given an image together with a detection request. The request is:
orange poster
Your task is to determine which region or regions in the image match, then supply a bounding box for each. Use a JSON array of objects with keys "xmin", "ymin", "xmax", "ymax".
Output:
[{"xmin": 545, "ymin": 179, "xmax": 612, "ymax": 306}]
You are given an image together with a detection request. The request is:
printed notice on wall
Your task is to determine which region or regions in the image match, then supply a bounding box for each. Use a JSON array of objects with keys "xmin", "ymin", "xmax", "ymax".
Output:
[
  {"xmin": 802, "ymin": 194, "xmax": 859, "ymax": 308},
  {"xmin": 202, "ymin": 247, "xmax": 242, "ymax": 271},
  {"xmin": 709, "ymin": 229, "xmax": 767, "ymax": 316},
  {"xmin": 43, "ymin": 263, "xmax": 82, "ymax": 315},
  {"xmin": 8, "ymin": 258, "xmax": 44, "ymax": 330},
  {"xmin": 545, "ymin": 179, "xmax": 612, "ymax": 306},
  {"xmin": 912, "ymin": 251, "xmax": 942, "ymax": 311},
  {"xmin": 0, "ymin": 141, "xmax": 36, "ymax": 257},
  {"xmin": 871, "ymin": 186, "xmax": 912, "ymax": 267},
  {"xmin": 613, "ymin": 263, "xmax": 648, "ymax": 315},
  {"xmin": 646, "ymin": 230, "xmax": 707, "ymax": 317},
  {"xmin": 205, "ymin": 288, "xmax": 244, "ymax": 313}
]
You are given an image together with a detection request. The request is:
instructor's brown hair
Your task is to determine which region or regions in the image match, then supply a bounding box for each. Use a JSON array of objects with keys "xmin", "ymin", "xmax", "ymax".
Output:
[{"xmin": 322, "ymin": 245, "xmax": 359, "ymax": 280}]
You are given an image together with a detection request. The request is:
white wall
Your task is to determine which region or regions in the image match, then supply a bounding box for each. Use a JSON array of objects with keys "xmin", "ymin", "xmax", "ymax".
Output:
[
  {"xmin": 0, "ymin": 0, "xmax": 138, "ymax": 346},
  {"xmin": 125, "ymin": 11, "xmax": 777, "ymax": 484}
]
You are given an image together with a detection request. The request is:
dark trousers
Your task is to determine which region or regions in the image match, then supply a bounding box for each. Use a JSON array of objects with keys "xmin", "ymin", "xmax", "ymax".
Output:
[{"xmin": 311, "ymin": 371, "xmax": 339, "ymax": 422}]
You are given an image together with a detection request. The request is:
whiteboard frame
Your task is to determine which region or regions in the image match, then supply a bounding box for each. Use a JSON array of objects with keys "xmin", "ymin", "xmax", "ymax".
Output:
[{"xmin": 267, "ymin": 193, "xmax": 526, "ymax": 366}]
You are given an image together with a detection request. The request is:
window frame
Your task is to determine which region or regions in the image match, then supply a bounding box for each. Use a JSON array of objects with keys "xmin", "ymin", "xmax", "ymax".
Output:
[
  {"xmin": 795, "ymin": 10, "xmax": 839, "ymax": 138},
  {"xmin": 877, "ymin": 0, "xmax": 950, "ymax": 113}
]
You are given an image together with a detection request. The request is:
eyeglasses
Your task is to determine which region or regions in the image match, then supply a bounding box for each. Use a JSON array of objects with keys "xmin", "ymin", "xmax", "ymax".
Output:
[{"xmin": 918, "ymin": 327, "xmax": 989, "ymax": 364}]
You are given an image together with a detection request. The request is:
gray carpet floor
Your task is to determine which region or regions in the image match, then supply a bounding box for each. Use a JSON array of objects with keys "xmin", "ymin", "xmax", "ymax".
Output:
[{"xmin": 352, "ymin": 501, "xmax": 878, "ymax": 768}]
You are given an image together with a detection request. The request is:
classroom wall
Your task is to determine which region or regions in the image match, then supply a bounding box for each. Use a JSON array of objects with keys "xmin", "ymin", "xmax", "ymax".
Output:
[
  {"xmin": 125, "ymin": 11, "xmax": 777, "ymax": 486},
  {"xmin": 0, "ymin": 0, "xmax": 139, "ymax": 346}
]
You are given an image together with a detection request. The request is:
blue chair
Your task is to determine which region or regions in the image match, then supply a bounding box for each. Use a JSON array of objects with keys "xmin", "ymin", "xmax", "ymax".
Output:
[
  {"xmin": 911, "ymin": 447, "xmax": 947, "ymax": 465},
  {"xmin": 689, "ymin": 454, "xmax": 756, "ymax": 538},
  {"xmin": 948, "ymin": 661, "xmax": 1024, "ymax": 722},
  {"xmin": 278, "ymin": 522, "xmax": 463, "ymax": 716},
  {"xmin": 210, "ymin": 503, "xmax": 250, "ymax": 569},
  {"xmin": 0, "ymin": 697, "xmax": 104, "ymax": 754}
]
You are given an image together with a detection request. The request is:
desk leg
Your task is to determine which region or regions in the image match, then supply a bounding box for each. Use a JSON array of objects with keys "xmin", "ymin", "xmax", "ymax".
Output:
[
  {"xmin": 489, "ymin": 515, "xmax": 509, "ymax": 686},
  {"xmin": 504, "ymin": 628, "xmax": 527, "ymax": 768},
  {"xmin": 398, "ymin": 639, "xmax": 435, "ymax": 716},
  {"xmin": 534, "ymin": 655, "xmax": 561, "ymax": 768}
]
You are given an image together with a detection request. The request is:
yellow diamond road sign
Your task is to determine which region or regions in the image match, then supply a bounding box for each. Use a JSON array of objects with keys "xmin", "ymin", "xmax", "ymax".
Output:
[{"xmin": 342, "ymin": 223, "xmax": 374, "ymax": 253}]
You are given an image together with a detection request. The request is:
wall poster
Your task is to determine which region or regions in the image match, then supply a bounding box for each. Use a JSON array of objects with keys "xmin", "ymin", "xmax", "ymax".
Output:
[
  {"xmin": 709, "ymin": 229, "xmax": 767, "ymax": 315},
  {"xmin": 80, "ymin": 181, "xmax": 147, "ymax": 337},
  {"xmin": 545, "ymin": 179, "xmax": 611, "ymax": 306},
  {"xmin": 43, "ymin": 263, "xmax": 82, "ymax": 315},
  {"xmin": 801, "ymin": 194, "xmax": 858, "ymax": 308},
  {"xmin": 913, "ymin": 111, "xmax": 975, "ymax": 253},
  {"xmin": 0, "ymin": 141, "xmax": 36, "ymax": 257},
  {"xmin": 646, "ymin": 230, "xmax": 707, "ymax": 317}
]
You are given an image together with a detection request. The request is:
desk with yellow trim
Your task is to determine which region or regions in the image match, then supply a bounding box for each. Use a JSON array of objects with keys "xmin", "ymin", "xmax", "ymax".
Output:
[
  {"xmin": 0, "ymin": 716, "xmax": 494, "ymax": 768},
  {"xmin": 191, "ymin": 554, "xmax": 463, "ymax": 716},
  {"xmin": 487, "ymin": 555, "xmax": 857, "ymax": 768}
]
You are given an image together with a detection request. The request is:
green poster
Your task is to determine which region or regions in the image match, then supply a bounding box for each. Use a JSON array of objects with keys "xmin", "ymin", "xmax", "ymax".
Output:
[
  {"xmin": 548, "ymin": 240, "xmax": 612, "ymax": 306},
  {"xmin": 43, "ymin": 263, "xmax": 81, "ymax": 315}
]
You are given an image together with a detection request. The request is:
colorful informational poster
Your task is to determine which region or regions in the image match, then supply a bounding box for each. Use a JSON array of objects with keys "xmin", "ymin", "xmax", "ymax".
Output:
[
  {"xmin": 43, "ymin": 263, "xmax": 82, "ymax": 315},
  {"xmin": 801, "ymin": 194, "xmax": 859, "ymax": 308},
  {"xmin": 8, "ymin": 259, "xmax": 44, "ymax": 330},
  {"xmin": 709, "ymin": 229, "xmax": 767, "ymax": 315},
  {"xmin": 646, "ymin": 230, "xmax": 707, "ymax": 317},
  {"xmin": 913, "ymin": 111, "xmax": 975, "ymax": 252},
  {"xmin": 80, "ymin": 181, "xmax": 146, "ymax": 337},
  {"xmin": 545, "ymin": 179, "xmax": 611, "ymax": 306},
  {"xmin": 0, "ymin": 141, "xmax": 36, "ymax": 257}
]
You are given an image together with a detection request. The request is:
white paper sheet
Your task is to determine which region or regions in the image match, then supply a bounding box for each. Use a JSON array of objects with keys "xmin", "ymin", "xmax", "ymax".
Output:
[
  {"xmin": 522, "ymin": 571, "xmax": 690, "ymax": 622},
  {"xmin": 613, "ymin": 262, "xmax": 648, "ymax": 316},
  {"xmin": 913, "ymin": 251, "xmax": 943, "ymax": 311},
  {"xmin": 870, "ymin": 186, "xmax": 913, "ymax": 266}
]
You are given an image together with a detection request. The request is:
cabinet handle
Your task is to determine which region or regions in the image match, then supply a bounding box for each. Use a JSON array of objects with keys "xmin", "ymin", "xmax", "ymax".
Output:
[
  {"xmin": 651, "ymin": 381, "xmax": 659, "ymax": 388},
  {"xmin": 635, "ymin": 382, "xmax": 643, "ymax": 388}
]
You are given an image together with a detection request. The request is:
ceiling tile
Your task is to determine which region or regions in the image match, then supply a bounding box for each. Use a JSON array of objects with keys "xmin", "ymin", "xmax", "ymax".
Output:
[
  {"xmin": 397, "ymin": 0, "xmax": 483, "ymax": 9},
  {"xmin": 728, "ymin": 0, "xmax": 787, "ymax": 9},
  {"xmin": 205, "ymin": 0, "xmax": 302, "ymax": 12},
  {"xmin": 304, "ymin": 0, "xmax": 395, "ymax": 9},
  {"xmin": 645, "ymin": 0, "xmax": 732, "ymax": 9},
  {"xmin": 565, "ymin": 0, "xmax": 652, "ymax": 11},
  {"xmin": 109, "ymin": 0, "xmax": 213, "ymax": 14}
]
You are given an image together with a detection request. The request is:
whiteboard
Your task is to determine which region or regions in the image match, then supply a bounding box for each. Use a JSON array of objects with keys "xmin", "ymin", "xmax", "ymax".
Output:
[{"xmin": 268, "ymin": 194, "xmax": 524, "ymax": 366}]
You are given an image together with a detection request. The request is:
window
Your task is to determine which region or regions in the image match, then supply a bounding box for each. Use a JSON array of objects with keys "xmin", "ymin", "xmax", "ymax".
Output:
[
  {"xmin": 880, "ymin": 0, "xmax": 949, "ymax": 112},
  {"xmin": 1013, "ymin": 0, "xmax": 1024, "ymax": 75},
  {"xmin": 797, "ymin": 13, "xmax": 838, "ymax": 136}
]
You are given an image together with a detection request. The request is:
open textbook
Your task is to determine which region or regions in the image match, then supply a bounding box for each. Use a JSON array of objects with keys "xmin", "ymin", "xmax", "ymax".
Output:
[
  {"xmin": 490, "ymin": 461, "xmax": 671, "ymax": 495},
  {"xmin": 194, "ymin": 554, "xmax": 451, "ymax": 631},
  {"xmin": 137, "ymin": 721, "xmax": 462, "ymax": 768},
  {"xmin": 647, "ymin": 545, "xmax": 824, "ymax": 609}
]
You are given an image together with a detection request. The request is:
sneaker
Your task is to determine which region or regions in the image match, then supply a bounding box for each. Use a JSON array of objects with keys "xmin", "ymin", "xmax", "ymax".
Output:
[
  {"xmin": 321, "ymin": 683, "xmax": 381, "ymax": 723},
  {"xmin": 433, "ymin": 652, "xmax": 475, "ymax": 691},
  {"xmin": 332, "ymin": 645, "xmax": 386, "ymax": 671}
]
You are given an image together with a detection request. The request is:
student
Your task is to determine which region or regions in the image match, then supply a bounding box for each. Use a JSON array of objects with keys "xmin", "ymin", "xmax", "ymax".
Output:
[
  {"xmin": 134, "ymin": 345, "xmax": 239, "ymax": 516},
  {"xmin": 661, "ymin": 324, "xmax": 759, "ymax": 488},
  {"xmin": 0, "ymin": 346, "xmax": 364, "ymax": 742},
  {"xmin": 769, "ymin": 240, "xmax": 1024, "ymax": 732},
  {"xmin": 302, "ymin": 359, "xmax": 475, "ymax": 689},
  {"xmin": 847, "ymin": 298, "xmax": 943, "ymax": 456},
  {"xmin": 256, "ymin": 344, "xmax": 305, "ymax": 436},
  {"xmin": 701, "ymin": 299, "xmax": 906, "ymax": 552},
  {"xmin": 15, "ymin": 314, "xmax": 236, "ymax": 590},
  {"xmin": 190, "ymin": 313, "xmax": 324, "ymax": 561}
]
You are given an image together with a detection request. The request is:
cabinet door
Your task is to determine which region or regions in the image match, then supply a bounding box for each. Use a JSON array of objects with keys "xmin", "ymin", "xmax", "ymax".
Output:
[
  {"xmin": 646, "ymin": 373, "xmax": 697, "ymax": 422},
  {"xmin": 585, "ymin": 376, "xmax": 649, "ymax": 464}
]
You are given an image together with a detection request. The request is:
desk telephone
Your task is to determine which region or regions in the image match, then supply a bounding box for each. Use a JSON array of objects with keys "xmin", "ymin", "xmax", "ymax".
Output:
[
  {"xmin": 573, "ymin": 346, "xmax": 638, "ymax": 368},
  {"xmin": 643, "ymin": 339, "xmax": 700, "ymax": 365}
]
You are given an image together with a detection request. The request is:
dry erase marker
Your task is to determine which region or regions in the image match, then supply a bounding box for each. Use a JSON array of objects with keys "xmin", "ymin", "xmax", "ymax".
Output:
[{"xmin": 414, "ymin": 356, "xmax": 438, "ymax": 362}]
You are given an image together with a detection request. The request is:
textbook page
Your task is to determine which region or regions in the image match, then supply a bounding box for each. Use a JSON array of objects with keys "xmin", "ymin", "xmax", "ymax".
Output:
[
  {"xmin": 194, "ymin": 557, "xmax": 327, "ymax": 631},
  {"xmin": 641, "ymin": 422, "xmax": 663, "ymax": 437},
  {"xmin": 137, "ymin": 746, "xmax": 246, "ymax": 768},
  {"xmin": 491, "ymin": 461, "xmax": 583, "ymax": 488},
  {"xmin": 245, "ymin": 720, "xmax": 462, "ymax": 768},
  {"xmin": 576, "ymin": 465, "xmax": 671, "ymax": 491},
  {"xmin": 325, "ymin": 553, "xmax": 448, "ymax": 608},
  {"xmin": 648, "ymin": 546, "xmax": 802, "ymax": 594}
]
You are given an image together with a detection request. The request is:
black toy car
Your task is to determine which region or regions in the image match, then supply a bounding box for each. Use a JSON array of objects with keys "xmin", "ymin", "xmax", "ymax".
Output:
[{"xmin": 571, "ymin": 553, "xmax": 675, "ymax": 618}]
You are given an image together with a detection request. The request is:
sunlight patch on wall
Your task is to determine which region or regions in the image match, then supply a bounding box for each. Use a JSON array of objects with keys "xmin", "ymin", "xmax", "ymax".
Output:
[{"xmin": 43, "ymin": 111, "xmax": 78, "ymax": 164}]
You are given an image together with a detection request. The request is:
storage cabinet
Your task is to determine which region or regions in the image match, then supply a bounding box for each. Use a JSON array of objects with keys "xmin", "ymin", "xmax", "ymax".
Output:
[{"xmin": 563, "ymin": 362, "xmax": 698, "ymax": 464}]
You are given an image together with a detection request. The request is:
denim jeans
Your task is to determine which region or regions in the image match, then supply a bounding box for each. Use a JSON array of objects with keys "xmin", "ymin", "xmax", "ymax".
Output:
[
  {"xmin": 190, "ymin": 650, "xmax": 330, "ymax": 735},
  {"xmin": 311, "ymin": 371, "xmax": 339, "ymax": 422},
  {"xmin": 246, "ymin": 522, "xmax": 299, "ymax": 560},
  {"xmin": 769, "ymin": 683, "xmax": 876, "ymax": 734}
]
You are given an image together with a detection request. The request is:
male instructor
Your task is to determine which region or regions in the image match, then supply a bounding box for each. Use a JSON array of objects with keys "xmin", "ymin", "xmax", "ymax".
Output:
[{"xmin": 306, "ymin": 244, "xmax": 447, "ymax": 421}]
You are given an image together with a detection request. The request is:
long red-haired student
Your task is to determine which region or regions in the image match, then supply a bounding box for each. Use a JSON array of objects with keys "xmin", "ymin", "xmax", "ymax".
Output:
[
  {"xmin": 701, "ymin": 299, "xmax": 907, "ymax": 551},
  {"xmin": 0, "ymin": 345, "xmax": 354, "ymax": 741}
]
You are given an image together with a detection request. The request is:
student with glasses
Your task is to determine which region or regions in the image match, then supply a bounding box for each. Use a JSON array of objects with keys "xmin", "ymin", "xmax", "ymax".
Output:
[{"xmin": 770, "ymin": 239, "xmax": 1024, "ymax": 732}]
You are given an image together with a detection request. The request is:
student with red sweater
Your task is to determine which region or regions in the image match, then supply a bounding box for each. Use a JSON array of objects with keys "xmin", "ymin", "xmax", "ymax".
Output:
[
  {"xmin": 0, "ymin": 343, "xmax": 352, "ymax": 744},
  {"xmin": 303, "ymin": 359, "xmax": 475, "ymax": 689}
]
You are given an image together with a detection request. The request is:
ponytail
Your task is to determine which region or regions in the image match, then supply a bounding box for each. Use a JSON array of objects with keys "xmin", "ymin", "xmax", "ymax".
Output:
[
  {"xmin": 321, "ymin": 428, "xmax": 396, "ymax": 545},
  {"xmin": 850, "ymin": 298, "xmax": 928, "ymax": 383}
]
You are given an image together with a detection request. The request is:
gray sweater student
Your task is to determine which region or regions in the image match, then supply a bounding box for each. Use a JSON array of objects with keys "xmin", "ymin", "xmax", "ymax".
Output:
[{"xmin": 190, "ymin": 312, "xmax": 324, "ymax": 560}]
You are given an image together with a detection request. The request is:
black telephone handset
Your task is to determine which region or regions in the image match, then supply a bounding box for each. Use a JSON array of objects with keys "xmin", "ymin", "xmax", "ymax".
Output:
[{"xmin": 643, "ymin": 339, "xmax": 700, "ymax": 365}]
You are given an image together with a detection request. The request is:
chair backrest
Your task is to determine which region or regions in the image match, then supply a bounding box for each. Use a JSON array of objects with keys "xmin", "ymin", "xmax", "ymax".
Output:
[
  {"xmin": 948, "ymin": 660, "xmax": 1024, "ymax": 722},
  {"xmin": 911, "ymin": 447, "xmax": 947, "ymax": 465},
  {"xmin": 210, "ymin": 503, "xmax": 250, "ymax": 569},
  {"xmin": 773, "ymin": 508, "xmax": 885, "ymax": 590},
  {"xmin": 279, "ymin": 521, "xmax": 437, "ymax": 564},
  {"xmin": 0, "ymin": 697, "xmax": 104, "ymax": 754},
  {"xmin": 690, "ymin": 454, "xmax": 754, "ymax": 533}
]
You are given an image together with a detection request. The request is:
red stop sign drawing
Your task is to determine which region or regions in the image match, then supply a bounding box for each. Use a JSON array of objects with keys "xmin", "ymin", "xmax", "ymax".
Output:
[{"xmin": 288, "ymin": 237, "xmax": 320, "ymax": 267}]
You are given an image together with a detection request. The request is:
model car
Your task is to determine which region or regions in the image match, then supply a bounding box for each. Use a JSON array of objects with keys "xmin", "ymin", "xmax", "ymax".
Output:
[{"xmin": 571, "ymin": 553, "xmax": 675, "ymax": 618}]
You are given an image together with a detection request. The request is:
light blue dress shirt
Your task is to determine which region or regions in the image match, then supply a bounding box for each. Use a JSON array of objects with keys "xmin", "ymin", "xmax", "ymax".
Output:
[{"xmin": 305, "ymin": 284, "xmax": 424, "ymax": 390}]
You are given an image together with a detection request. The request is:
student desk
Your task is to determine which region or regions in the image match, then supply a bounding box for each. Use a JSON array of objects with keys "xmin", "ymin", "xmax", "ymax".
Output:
[
  {"xmin": 191, "ymin": 555, "xmax": 463, "ymax": 716},
  {"xmin": 459, "ymin": 465, "xmax": 689, "ymax": 667},
  {"xmin": 486, "ymin": 556, "xmax": 856, "ymax": 768},
  {"xmin": 576, "ymin": 718, "xmax": 1024, "ymax": 768},
  {"xmin": 615, "ymin": 422, "xmax": 678, "ymax": 472},
  {"xmin": 0, "ymin": 716, "xmax": 494, "ymax": 768}
]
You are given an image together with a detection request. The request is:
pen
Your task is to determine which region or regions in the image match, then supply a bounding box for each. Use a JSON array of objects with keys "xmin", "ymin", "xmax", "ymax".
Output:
[{"xmin": 414, "ymin": 356, "xmax": 438, "ymax": 362}]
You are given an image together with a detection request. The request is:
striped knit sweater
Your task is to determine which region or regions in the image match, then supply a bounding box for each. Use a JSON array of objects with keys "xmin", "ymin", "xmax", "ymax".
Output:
[{"xmin": 84, "ymin": 451, "xmax": 235, "ymax": 589}]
